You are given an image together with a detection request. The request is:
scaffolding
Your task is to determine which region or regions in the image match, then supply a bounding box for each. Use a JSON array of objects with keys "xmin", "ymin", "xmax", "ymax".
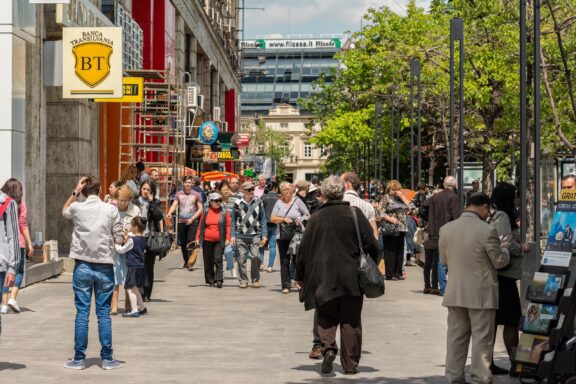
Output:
[{"xmin": 118, "ymin": 69, "xmax": 186, "ymax": 213}]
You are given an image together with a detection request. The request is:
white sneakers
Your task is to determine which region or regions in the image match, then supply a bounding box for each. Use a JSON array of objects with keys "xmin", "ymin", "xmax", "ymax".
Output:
[
  {"xmin": 8, "ymin": 299, "xmax": 21, "ymax": 313},
  {"xmin": 0, "ymin": 299, "xmax": 21, "ymax": 314}
]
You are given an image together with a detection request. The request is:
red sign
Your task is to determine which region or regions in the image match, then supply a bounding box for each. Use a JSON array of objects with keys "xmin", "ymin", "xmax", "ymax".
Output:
[{"xmin": 237, "ymin": 134, "xmax": 250, "ymax": 147}]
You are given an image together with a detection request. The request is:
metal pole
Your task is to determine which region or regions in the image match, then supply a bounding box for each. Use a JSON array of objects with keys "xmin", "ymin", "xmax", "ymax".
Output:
[
  {"xmin": 520, "ymin": 0, "xmax": 528, "ymax": 243},
  {"xmin": 374, "ymin": 103, "xmax": 378, "ymax": 180},
  {"xmin": 390, "ymin": 90, "xmax": 395, "ymax": 180},
  {"xmin": 376, "ymin": 100, "xmax": 383, "ymax": 182},
  {"xmin": 534, "ymin": 0, "xmax": 541, "ymax": 251},
  {"xmin": 458, "ymin": 19, "xmax": 465, "ymax": 208},
  {"xmin": 396, "ymin": 107, "xmax": 401, "ymax": 181},
  {"xmin": 417, "ymin": 64, "xmax": 422, "ymax": 184},
  {"xmin": 410, "ymin": 60, "xmax": 416, "ymax": 189},
  {"xmin": 449, "ymin": 21, "xmax": 456, "ymax": 176}
]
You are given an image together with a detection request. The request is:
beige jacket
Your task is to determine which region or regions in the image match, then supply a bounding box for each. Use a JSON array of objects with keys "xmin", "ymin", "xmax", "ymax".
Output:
[{"xmin": 439, "ymin": 211, "xmax": 510, "ymax": 309}]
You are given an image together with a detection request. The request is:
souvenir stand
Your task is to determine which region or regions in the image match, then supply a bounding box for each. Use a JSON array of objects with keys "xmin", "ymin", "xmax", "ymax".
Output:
[{"xmin": 511, "ymin": 189, "xmax": 576, "ymax": 383}]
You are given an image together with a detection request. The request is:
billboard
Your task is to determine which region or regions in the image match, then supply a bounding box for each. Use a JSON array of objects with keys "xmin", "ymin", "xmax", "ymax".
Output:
[{"xmin": 240, "ymin": 38, "xmax": 343, "ymax": 50}]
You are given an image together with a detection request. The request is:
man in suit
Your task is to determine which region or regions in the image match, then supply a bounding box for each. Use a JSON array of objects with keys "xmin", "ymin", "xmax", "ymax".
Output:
[{"xmin": 440, "ymin": 192, "xmax": 510, "ymax": 384}]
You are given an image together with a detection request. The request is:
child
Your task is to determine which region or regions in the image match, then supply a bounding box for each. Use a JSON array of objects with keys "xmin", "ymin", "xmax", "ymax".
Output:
[{"xmin": 116, "ymin": 216, "xmax": 148, "ymax": 318}]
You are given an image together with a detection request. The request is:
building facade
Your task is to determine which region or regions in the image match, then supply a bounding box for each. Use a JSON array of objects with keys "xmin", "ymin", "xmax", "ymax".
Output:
[
  {"xmin": 241, "ymin": 104, "xmax": 326, "ymax": 183},
  {"xmin": 240, "ymin": 36, "xmax": 342, "ymax": 115},
  {"xmin": 0, "ymin": 0, "xmax": 241, "ymax": 253}
]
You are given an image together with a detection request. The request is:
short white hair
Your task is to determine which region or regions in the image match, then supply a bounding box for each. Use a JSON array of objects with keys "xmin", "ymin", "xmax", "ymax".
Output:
[
  {"xmin": 443, "ymin": 176, "xmax": 457, "ymax": 189},
  {"xmin": 321, "ymin": 176, "xmax": 345, "ymax": 201}
]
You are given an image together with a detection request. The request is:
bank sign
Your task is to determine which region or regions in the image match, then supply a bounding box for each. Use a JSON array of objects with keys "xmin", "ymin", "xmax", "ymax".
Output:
[
  {"xmin": 62, "ymin": 27, "xmax": 123, "ymax": 98},
  {"xmin": 240, "ymin": 38, "xmax": 342, "ymax": 50}
]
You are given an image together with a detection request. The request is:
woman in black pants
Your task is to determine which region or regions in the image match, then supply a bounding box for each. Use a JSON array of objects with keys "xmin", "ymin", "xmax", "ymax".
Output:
[
  {"xmin": 380, "ymin": 180, "xmax": 410, "ymax": 280},
  {"xmin": 167, "ymin": 176, "xmax": 203, "ymax": 268},
  {"xmin": 133, "ymin": 180, "xmax": 164, "ymax": 301},
  {"xmin": 196, "ymin": 193, "xmax": 231, "ymax": 288}
]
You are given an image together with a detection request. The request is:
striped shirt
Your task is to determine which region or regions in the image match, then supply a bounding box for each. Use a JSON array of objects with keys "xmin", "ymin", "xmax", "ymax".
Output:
[{"xmin": 343, "ymin": 190, "xmax": 376, "ymax": 223}]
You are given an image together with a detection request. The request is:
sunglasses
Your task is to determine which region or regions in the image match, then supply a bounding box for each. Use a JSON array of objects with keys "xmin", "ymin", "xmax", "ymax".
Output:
[
  {"xmin": 244, "ymin": 188, "xmax": 255, "ymax": 192},
  {"xmin": 211, "ymin": 199, "xmax": 222, "ymax": 203}
]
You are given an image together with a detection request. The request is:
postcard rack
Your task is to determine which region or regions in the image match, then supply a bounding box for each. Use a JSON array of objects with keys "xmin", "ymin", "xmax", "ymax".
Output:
[
  {"xmin": 511, "ymin": 260, "xmax": 576, "ymax": 383},
  {"xmin": 535, "ymin": 259, "xmax": 576, "ymax": 384}
]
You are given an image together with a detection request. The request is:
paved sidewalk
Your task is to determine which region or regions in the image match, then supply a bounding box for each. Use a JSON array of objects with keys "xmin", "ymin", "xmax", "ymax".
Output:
[{"xmin": 0, "ymin": 252, "xmax": 519, "ymax": 383}]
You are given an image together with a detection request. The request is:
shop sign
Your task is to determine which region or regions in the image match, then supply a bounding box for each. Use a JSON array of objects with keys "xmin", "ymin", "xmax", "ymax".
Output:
[
  {"xmin": 95, "ymin": 77, "xmax": 144, "ymax": 103},
  {"xmin": 199, "ymin": 121, "xmax": 219, "ymax": 145},
  {"xmin": 30, "ymin": 1, "xmax": 70, "ymax": 3},
  {"xmin": 217, "ymin": 151, "xmax": 238, "ymax": 161},
  {"xmin": 62, "ymin": 27, "xmax": 123, "ymax": 98}
]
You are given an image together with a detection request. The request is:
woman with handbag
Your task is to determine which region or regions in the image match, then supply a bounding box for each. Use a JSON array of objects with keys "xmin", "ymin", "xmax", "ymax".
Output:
[
  {"xmin": 133, "ymin": 181, "xmax": 164, "ymax": 302},
  {"xmin": 380, "ymin": 180, "xmax": 410, "ymax": 281},
  {"xmin": 295, "ymin": 176, "xmax": 379, "ymax": 375},
  {"xmin": 271, "ymin": 182, "xmax": 310, "ymax": 294},
  {"xmin": 196, "ymin": 193, "xmax": 231, "ymax": 288},
  {"xmin": 487, "ymin": 183, "xmax": 528, "ymax": 375}
]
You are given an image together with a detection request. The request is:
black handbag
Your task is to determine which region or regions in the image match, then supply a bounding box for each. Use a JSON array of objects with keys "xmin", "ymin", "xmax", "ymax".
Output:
[
  {"xmin": 380, "ymin": 221, "xmax": 400, "ymax": 236},
  {"xmin": 146, "ymin": 231, "xmax": 172, "ymax": 254},
  {"xmin": 278, "ymin": 200, "xmax": 298, "ymax": 241},
  {"xmin": 351, "ymin": 208, "xmax": 385, "ymax": 299}
]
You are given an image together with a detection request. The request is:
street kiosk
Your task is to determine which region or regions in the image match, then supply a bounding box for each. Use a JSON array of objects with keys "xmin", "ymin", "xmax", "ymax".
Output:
[{"xmin": 512, "ymin": 189, "xmax": 576, "ymax": 383}]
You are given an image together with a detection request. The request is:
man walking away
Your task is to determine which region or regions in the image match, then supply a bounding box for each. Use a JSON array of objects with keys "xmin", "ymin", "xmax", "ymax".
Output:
[
  {"xmin": 259, "ymin": 182, "xmax": 280, "ymax": 272},
  {"xmin": 440, "ymin": 193, "xmax": 510, "ymax": 384},
  {"xmin": 231, "ymin": 182, "xmax": 267, "ymax": 288},
  {"xmin": 62, "ymin": 176, "xmax": 124, "ymax": 370},
  {"xmin": 419, "ymin": 176, "xmax": 461, "ymax": 295}
]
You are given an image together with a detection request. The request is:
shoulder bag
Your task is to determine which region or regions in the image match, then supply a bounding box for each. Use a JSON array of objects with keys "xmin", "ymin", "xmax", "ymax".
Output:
[
  {"xmin": 278, "ymin": 200, "xmax": 298, "ymax": 241},
  {"xmin": 351, "ymin": 208, "xmax": 385, "ymax": 298},
  {"xmin": 380, "ymin": 195, "xmax": 401, "ymax": 236}
]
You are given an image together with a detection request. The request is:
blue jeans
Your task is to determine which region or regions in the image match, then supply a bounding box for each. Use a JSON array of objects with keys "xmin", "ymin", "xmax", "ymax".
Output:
[
  {"xmin": 258, "ymin": 227, "xmax": 277, "ymax": 268},
  {"xmin": 224, "ymin": 245, "xmax": 236, "ymax": 271},
  {"xmin": 72, "ymin": 260, "xmax": 115, "ymax": 361},
  {"xmin": 3, "ymin": 248, "xmax": 25, "ymax": 293},
  {"xmin": 438, "ymin": 258, "xmax": 448, "ymax": 295}
]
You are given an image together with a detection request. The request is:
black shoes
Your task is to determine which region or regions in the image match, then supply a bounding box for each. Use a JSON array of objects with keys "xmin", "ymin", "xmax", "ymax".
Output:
[
  {"xmin": 216, "ymin": 281, "xmax": 223, "ymax": 288},
  {"xmin": 321, "ymin": 350, "xmax": 336, "ymax": 374},
  {"xmin": 490, "ymin": 363, "xmax": 509, "ymax": 375},
  {"xmin": 343, "ymin": 368, "xmax": 358, "ymax": 375}
]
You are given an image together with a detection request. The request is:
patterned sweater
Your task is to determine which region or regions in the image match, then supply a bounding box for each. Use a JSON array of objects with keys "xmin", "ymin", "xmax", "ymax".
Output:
[{"xmin": 231, "ymin": 197, "xmax": 267, "ymax": 239}]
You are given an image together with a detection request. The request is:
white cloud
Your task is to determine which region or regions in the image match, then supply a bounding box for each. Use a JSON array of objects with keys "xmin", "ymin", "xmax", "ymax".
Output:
[{"xmin": 244, "ymin": 0, "xmax": 431, "ymax": 38}]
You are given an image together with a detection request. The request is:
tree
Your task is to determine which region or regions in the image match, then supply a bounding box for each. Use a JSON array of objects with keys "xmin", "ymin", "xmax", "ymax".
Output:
[{"xmin": 241, "ymin": 119, "xmax": 290, "ymax": 178}]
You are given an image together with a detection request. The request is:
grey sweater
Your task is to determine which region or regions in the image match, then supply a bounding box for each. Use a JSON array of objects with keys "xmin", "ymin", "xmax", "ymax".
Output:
[{"xmin": 0, "ymin": 192, "xmax": 20, "ymax": 275}]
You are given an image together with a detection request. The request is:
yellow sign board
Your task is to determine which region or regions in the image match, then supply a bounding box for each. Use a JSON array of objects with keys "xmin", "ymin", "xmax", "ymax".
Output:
[
  {"xmin": 559, "ymin": 189, "xmax": 576, "ymax": 202},
  {"xmin": 95, "ymin": 78, "xmax": 144, "ymax": 103},
  {"xmin": 62, "ymin": 27, "xmax": 123, "ymax": 98}
]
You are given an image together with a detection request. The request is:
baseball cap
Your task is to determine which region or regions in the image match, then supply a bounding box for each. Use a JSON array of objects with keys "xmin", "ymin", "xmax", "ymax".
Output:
[
  {"xmin": 209, "ymin": 192, "xmax": 222, "ymax": 201},
  {"xmin": 241, "ymin": 181, "xmax": 256, "ymax": 190}
]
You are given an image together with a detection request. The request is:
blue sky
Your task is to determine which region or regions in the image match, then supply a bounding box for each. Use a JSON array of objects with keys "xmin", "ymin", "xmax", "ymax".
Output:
[{"xmin": 244, "ymin": 0, "xmax": 432, "ymax": 39}]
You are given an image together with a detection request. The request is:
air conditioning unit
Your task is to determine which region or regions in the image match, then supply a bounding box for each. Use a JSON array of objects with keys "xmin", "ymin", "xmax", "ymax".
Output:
[
  {"xmin": 213, "ymin": 106, "xmax": 221, "ymax": 121},
  {"xmin": 198, "ymin": 94, "xmax": 205, "ymax": 110},
  {"xmin": 186, "ymin": 86, "xmax": 199, "ymax": 108}
]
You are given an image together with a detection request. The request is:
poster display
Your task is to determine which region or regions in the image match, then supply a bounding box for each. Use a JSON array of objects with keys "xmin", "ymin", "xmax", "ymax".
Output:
[{"xmin": 542, "ymin": 189, "xmax": 576, "ymax": 267}]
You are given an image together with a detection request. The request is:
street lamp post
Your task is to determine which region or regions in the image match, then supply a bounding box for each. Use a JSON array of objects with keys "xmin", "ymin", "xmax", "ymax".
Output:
[
  {"xmin": 390, "ymin": 88, "xmax": 395, "ymax": 180},
  {"xmin": 450, "ymin": 18, "xmax": 465, "ymax": 207},
  {"xmin": 534, "ymin": 0, "xmax": 542, "ymax": 251},
  {"xmin": 376, "ymin": 100, "xmax": 383, "ymax": 182},
  {"xmin": 396, "ymin": 103, "xmax": 401, "ymax": 181},
  {"xmin": 416, "ymin": 61, "xmax": 423, "ymax": 186},
  {"xmin": 410, "ymin": 59, "xmax": 421, "ymax": 189},
  {"xmin": 520, "ymin": 0, "xmax": 528, "ymax": 243}
]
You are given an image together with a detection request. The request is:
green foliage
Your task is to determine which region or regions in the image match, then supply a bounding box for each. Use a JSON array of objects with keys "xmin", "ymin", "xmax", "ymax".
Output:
[
  {"xmin": 241, "ymin": 120, "xmax": 290, "ymax": 178},
  {"xmin": 298, "ymin": 0, "xmax": 575, "ymax": 188}
]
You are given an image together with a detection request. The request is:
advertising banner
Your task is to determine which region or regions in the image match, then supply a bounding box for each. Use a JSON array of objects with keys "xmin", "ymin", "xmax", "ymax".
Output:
[
  {"xmin": 542, "ymin": 189, "xmax": 576, "ymax": 267},
  {"xmin": 62, "ymin": 27, "xmax": 123, "ymax": 98},
  {"xmin": 240, "ymin": 38, "xmax": 342, "ymax": 50}
]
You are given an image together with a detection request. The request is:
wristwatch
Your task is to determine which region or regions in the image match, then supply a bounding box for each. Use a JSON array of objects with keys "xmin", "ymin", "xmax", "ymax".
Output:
[{"xmin": 72, "ymin": 191, "xmax": 79, "ymax": 197}]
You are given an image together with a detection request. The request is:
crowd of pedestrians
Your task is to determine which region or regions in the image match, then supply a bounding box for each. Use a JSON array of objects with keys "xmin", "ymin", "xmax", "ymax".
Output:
[{"xmin": 1, "ymin": 164, "xmax": 570, "ymax": 381}]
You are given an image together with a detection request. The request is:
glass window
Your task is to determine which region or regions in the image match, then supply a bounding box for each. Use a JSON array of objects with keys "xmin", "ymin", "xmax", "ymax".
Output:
[
  {"xmin": 303, "ymin": 142, "xmax": 312, "ymax": 158},
  {"xmin": 280, "ymin": 122, "xmax": 288, "ymax": 129}
]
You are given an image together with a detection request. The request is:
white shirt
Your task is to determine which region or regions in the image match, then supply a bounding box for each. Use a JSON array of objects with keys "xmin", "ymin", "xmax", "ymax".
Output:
[
  {"xmin": 343, "ymin": 190, "xmax": 376, "ymax": 223},
  {"xmin": 63, "ymin": 195, "xmax": 123, "ymax": 264}
]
